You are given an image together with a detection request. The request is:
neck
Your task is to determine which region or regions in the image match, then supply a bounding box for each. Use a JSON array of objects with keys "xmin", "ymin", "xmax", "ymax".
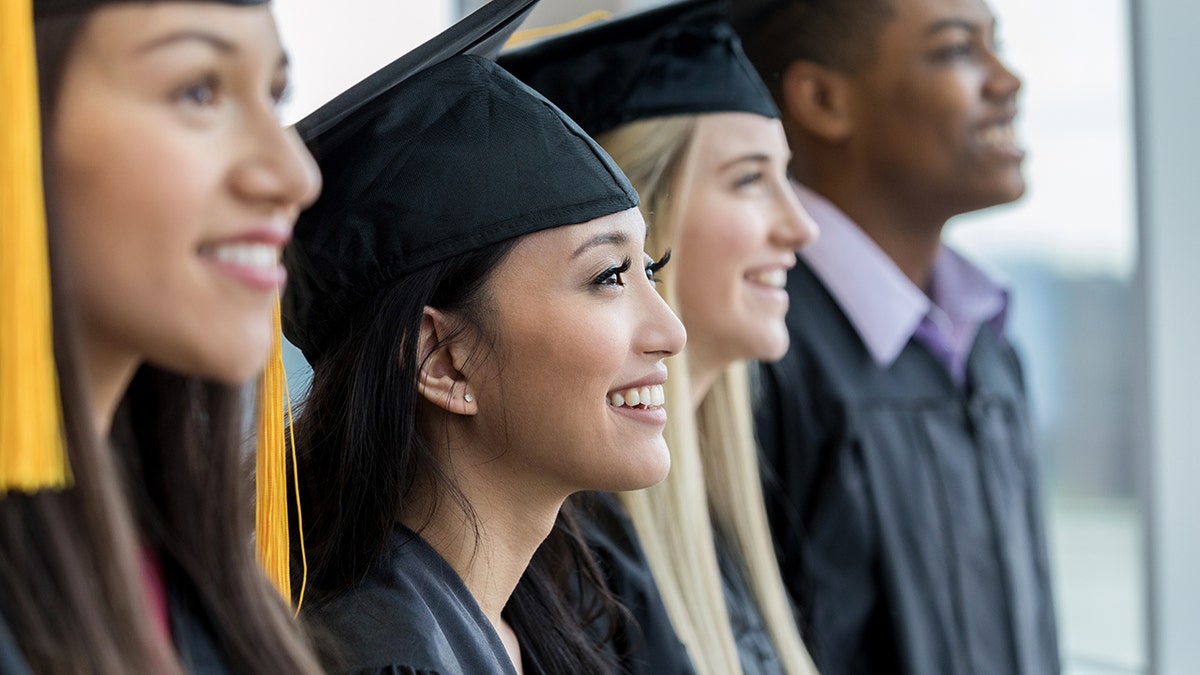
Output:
[
  {"xmin": 80, "ymin": 335, "xmax": 140, "ymax": 438},
  {"xmin": 686, "ymin": 351, "xmax": 720, "ymax": 411},
  {"xmin": 798, "ymin": 164, "xmax": 947, "ymax": 291},
  {"xmin": 403, "ymin": 446, "xmax": 563, "ymax": 627}
]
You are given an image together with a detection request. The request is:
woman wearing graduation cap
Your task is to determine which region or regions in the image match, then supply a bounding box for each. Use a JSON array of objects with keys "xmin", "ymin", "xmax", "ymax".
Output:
[
  {"xmin": 500, "ymin": 1, "xmax": 819, "ymax": 674},
  {"xmin": 1, "ymin": 0, "xmax": 322, "ymax": 672},
  {"xmin": 280, "ymin": 1, "xmax": 686, "ymax": 673}
]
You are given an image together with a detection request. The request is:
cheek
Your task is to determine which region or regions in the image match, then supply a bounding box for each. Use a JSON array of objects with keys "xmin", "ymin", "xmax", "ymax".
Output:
[
  {"xmin": 674, "ymin": 204, "xmax": 759, "ymax": 314},
  {"xmin": 51, "ymin": 109, "xmax": 268, "ymax": 381}
]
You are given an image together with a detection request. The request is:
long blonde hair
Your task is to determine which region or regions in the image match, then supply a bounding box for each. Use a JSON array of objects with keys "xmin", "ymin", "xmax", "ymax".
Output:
[{"xmin": 598, "ymin": 116, "xmax": 818, "ymax": 675}]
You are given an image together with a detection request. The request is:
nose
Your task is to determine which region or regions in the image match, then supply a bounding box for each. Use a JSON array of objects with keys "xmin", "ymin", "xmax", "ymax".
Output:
[
  {"xmin": 983, "ymin": 49, "xmax": 1022, "ymax": 103},
  {"xmin": 232, "ymin": 112, "xmax": 323, "ymax": 214},
  {"xmin": 639, "ymin": 279, "xmax": 687, "ymax": 359},
  {"xmin": 772, "ymin": 182, "xmax": 819, "ymax": 251}
]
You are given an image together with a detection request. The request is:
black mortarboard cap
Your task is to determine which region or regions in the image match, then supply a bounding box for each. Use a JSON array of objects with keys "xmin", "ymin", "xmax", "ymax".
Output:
[
  {"xmin": 282, "ymin": 0, "xmax": 639, "ymax": 364},
  {"xmin": 34, "ymin": 0, "xmax": 265, "ymax": 14},
  {"xmin": 498, "ymin": 0, "xmax": 778, "ymax": 137}
]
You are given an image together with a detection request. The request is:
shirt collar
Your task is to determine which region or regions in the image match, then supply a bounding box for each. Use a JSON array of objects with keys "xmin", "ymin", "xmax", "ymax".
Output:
[{"xmin": 795, "ymin": 182, "xmax": 1009, "ymax": 368}]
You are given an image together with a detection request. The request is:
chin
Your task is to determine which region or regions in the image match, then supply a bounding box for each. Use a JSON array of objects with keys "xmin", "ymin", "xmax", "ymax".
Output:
[
  {"xmin": 607, "ymin": 442, "xmax": 672, "ymax": 492},
  {"xmin": 151, "ymin": 341, "xmax": 273, "ymax": 385},
  {"xmin": 746, "ymin": 327, "xmax": 791, "ymax": 364}
]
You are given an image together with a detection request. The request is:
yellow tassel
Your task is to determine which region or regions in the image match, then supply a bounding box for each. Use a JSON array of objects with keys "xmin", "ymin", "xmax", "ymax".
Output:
[
  {"xmin": 505, "ymin": 10, "xmax": 611, "ymax": 49},
  {"xmin": 255, "ymin": 297, "xmax": 306, "ymax": 611},
  {"xmin": 0, "ymin": 0, "xmax": 71, "ymax": 494}
]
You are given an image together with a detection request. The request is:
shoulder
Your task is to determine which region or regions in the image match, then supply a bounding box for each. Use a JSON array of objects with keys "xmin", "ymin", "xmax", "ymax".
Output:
[{"xmin": 306, "ymin": 528, "xmax": 512, "ymax": 675}]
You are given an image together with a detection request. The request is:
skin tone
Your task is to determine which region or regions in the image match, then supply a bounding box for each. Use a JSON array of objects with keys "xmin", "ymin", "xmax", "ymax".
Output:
[
  {"xmin": 412, "ymin": 207, "xmax": 686, "ymax": 673},
  {"xmin": 671, "ymin": 113, "xmax": 818, "ymax": 404},
  {"xmin": 780, "ymin": 0, "xmax": 1023, "ymax": 290},
  {"xmin": 51, "ymin": 3, "xmax": 322, "ymax": 437}
]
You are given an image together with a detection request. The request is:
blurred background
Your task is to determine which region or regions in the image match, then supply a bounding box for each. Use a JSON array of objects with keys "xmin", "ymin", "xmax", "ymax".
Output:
[{"xmin": 271, "ymin": 1, "xmax": 1200, "ymax": 672}]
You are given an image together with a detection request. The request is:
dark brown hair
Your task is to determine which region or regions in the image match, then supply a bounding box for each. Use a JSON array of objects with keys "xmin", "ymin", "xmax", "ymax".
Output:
[{"xmin": 0, "ymin": 10, "xmax": 322, "ymax": 674}]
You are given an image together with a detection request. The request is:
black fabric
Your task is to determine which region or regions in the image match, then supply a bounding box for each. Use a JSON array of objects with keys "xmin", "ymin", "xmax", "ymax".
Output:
[
  {"xmin": 166, "ymin": 564, "xmax": 232, "ymax": 675},
  {"xmin": 304, "ymin": 525, "xmax": 520, "ymax": 675},
  {"xmin": 498, "ymin": 0, "xmax": 778, "ymax": 137},
  {"xmin": 34, "ymin": 0, "xmax": 264, "ymax": 15},
  {"xmin": 714, "ymin": 528, "xmax": 785, "ymax": 675},
  {"xmin": 0, "ymin": 612, "xmax": 32, "ymax": 675},
  {"xmin": 284, "ymin": 53, "xmax": 638, "ymax": 363},
  {"xmin": 755, "ymin": 260, "xmax": 1060, "ymax": 675},
  {"xmin": 576, "ymin": 493, "xmax": 696, "ymax": 675}
]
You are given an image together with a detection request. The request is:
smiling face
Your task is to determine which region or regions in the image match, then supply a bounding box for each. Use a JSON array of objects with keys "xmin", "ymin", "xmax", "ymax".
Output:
[
  {"xmin": 51, "ymin": 3, "xmax": 321, "ymax": 386},
  {"xmin": 464, "ymin": 208, "xmax": 686, "ymax": 497},
  {"xmin": 848, "ymin": 0, "xmax": 1024, "ymax": 214},
  {"xmin": 671, "ymin": 113, "xmax": 817, "ymax": 377}
]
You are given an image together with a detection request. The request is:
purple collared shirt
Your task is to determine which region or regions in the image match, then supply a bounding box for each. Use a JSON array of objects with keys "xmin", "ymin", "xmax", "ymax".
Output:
[{"xmin": 795, "ymin": 183, "xmax": 1008, "ymax": 385}]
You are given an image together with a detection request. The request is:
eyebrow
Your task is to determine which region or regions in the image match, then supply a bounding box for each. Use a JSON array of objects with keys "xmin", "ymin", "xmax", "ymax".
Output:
[
  {"xmin": 927, "ymin": 18, "xmax": 992, "ymax": 36},
  {"xmin": 573, "ymin": 231, "xmax": 630, "ymax": 258},
  {"xmin": 717, "ymin": 153, "xmax": 772, "ymax": 173},
  {"xmin": 135, "ymin": 30, "xmax": 241, "ymax": 56}
]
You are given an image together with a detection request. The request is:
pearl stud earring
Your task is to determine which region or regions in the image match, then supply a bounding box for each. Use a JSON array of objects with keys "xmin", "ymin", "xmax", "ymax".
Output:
[{"xmin": 464, "ymin": 393, "xmax": 474, "ymax": 403}]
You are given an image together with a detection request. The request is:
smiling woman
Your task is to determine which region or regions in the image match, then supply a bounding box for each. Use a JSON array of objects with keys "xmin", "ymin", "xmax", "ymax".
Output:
[
  {"xmin": 0, "ymin": 0, "xmax": 324, "ymax": 673},
  {"xmin": 280, "ymin": 2, "xmax": 685, "ymax": 673},
  {"xmin": 499, "ymin": 2, "xmax": 820, "ymax": 673}
]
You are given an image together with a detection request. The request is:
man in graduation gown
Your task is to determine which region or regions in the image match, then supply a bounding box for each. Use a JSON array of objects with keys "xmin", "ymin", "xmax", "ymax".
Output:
[{"xmin": 731, "ymin": 0, "xmax": 1061, "ymax": 673}]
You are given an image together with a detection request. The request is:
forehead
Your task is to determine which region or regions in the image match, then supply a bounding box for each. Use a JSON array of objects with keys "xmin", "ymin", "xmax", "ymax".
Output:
[
  {"xmin": 76, "ymin": 3, "xmax": 282, "ymax": 61},
  {"xmin": 883, "ymin": 0, "xmax": 996, "ymax": 35},
  {"xmin": 692, "ymin": 113, "xmax": 788, "ymax": 163},
  {"xmin": 509, "ymin": 207, "xmax": 648, "ymax": 262}
]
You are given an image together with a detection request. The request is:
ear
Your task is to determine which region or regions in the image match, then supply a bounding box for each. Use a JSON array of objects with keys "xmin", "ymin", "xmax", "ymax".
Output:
[
  {"xmin": 779, "ymin": 60, "xmax": 854, "ymax": 143},
  {"xmin": 415, "ymin": 307, "xmax": 478, "ymax": 416}
]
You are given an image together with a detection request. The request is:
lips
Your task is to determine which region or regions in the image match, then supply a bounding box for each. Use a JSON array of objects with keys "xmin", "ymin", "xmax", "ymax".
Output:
[
  {"xmin": 745, "ymin": 268, "xmax": 787, "ymax": 289},
  {"xmin": 199, "ymin": 219, "xmax": 291, "ymax": 292}
]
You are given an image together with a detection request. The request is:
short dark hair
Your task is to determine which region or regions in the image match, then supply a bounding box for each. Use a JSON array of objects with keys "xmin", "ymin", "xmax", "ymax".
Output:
[{"xmin": 733, "ymin": 0, "xmax": 895, "ymax": 98}]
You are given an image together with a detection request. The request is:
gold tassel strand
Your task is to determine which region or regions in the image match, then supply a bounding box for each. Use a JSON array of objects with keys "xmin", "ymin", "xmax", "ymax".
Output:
[
  {"xmin": 0, "ymin": 0, "xmax": 71, "ymax": 493},
  {"xmin": 256, "ymin": 298, "xmax": 304, "ymax": 605}
]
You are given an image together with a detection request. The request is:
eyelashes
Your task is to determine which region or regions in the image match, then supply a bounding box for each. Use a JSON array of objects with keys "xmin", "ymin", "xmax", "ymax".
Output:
[
  {"xmin": 592, "ymin": 249, "xmax": 672, "ymax": 288},
  {"xmin": 646, "ymin": 249, "xmax": 671, "ymax": 284},
  {"xmin": 594, "ymin": 258, "xmax": 633, "ymax": 287}
]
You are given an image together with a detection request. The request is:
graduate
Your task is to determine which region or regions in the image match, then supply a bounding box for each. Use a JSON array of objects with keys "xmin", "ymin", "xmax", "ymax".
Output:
[
  {"xmin": 733, "ymin": 0, "xmax": 1060, "ymax": 672},
  {"xmin": 1, "ymin": 0, "xmax": 323, "ymax": 672},
  {"xmin": 280, "ymin": 1, "xmax": 687, "ymax": 673},
  {"xmin": 501, "ymin": 1, "xmax": 819, "ymax": 673}
]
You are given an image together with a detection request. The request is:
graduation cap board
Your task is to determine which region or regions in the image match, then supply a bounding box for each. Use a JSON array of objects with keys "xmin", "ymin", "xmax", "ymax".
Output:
[
  {"xmin": 497, "ymin": 0, "xmax": 779, "ymax": 138},
  {"xmin": 282, "ymin": 0, "xmax": 639, "ymax": 365}
]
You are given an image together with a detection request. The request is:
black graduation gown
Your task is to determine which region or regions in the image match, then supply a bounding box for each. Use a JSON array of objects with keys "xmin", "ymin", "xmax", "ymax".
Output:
[
  {"xmin": 0, "ymin": 564, "xmax": 234, "ymax": 675},
  {"xmin": 714, "ymin": 528, "xmax": 785, "ymax": 675},
  {"xmin": 578, "ymin": 493, "xmax": 697, "ymax": 675},
  {"xmin": 0, "ymin": 613, "xmax": 31, "ymax": 675},
  {"xmin": 167, "ymin": 565, "xmax": 235, "ymax": 674},
  {"xmin": 755, "ymin": 261, "xmax": 1060, "ymax": 675},
  {"xmin": 304, "ymin": 525, "xmax": 523, "ymax": 675}
]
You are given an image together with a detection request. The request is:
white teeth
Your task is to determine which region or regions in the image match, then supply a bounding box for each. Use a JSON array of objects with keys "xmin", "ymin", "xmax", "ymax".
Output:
[
  {"xmin": 607, "ymin": 384, "xmax": 665, "ymax": 409},
  {"xmin": 211, "ymin": 243, "xmax": 279, "ymax": 270},
  {"xmin": 747, "ymin": 269, "xmax": 787, "ymax": 288},
  {"xmin": 980, "ymin": 124, "xmax": 1016, "ymax": 148}
]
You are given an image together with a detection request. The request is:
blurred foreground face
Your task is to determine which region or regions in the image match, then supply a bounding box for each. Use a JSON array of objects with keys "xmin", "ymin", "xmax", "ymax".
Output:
[
  {"xmin": 847, "ymin": 0, "xmax": 1025, "ymax": 215},
  {"xmin": 672, "ymin": 113, "xmax": 816, "ymax": 373},
  {"xmin": 52, "ymin": 2, "xmax": 321, "ymax": 385},
  {"xmin": 466, "ymin": 208, "xmax": 686, "ymax": 499}
]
